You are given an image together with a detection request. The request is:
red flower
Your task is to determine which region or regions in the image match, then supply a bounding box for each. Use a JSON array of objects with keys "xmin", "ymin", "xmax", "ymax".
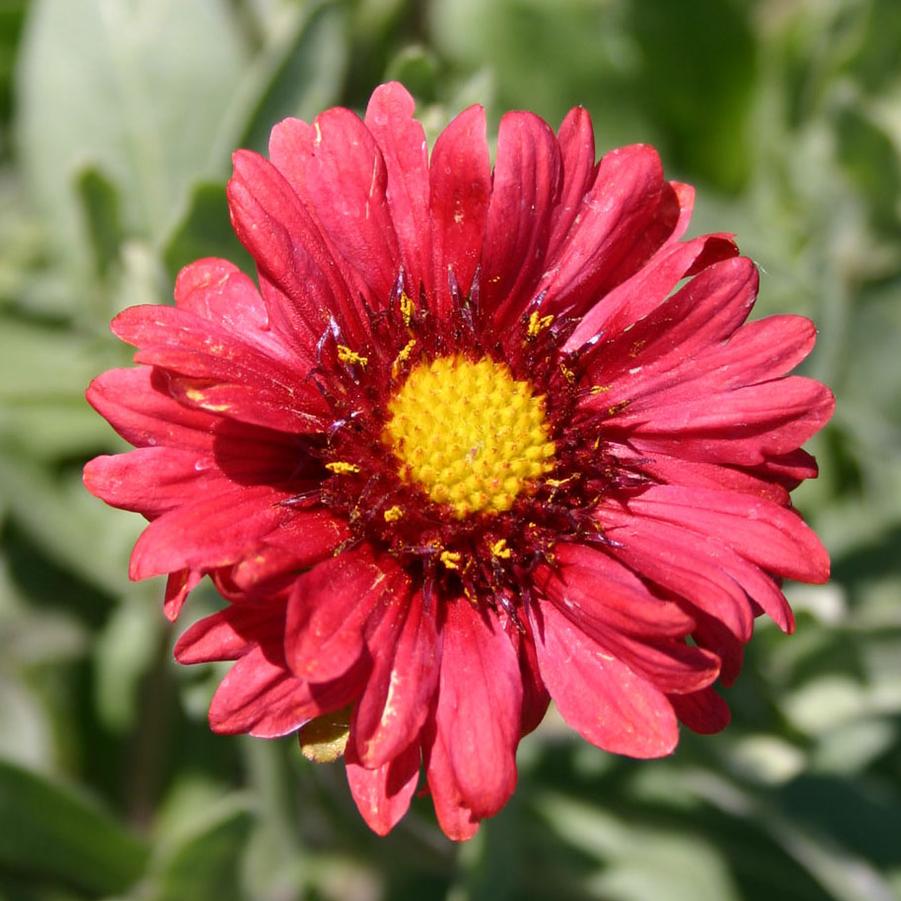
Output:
[{"xmin": 84, "ymin": 83, "xmax": 834, "ymax": 840}]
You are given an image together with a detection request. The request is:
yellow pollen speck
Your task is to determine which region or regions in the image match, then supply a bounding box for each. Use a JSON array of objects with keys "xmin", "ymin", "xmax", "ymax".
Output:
[
  {"xmin": 337, "ymin": 345, "xmax": 368, "ymax": 367},
  {"xmin": 391, "ymin": 338, "xmax": 417, "ymax": 378},
  {"xmin": 590, "ymin": 384, "xmax": 610, "ymax": 395},
  {"xmin": 383, "ymin": 505, "xmax": 404, "ymax": 522},
  {"xmin": 490, "ymin": 538, "xmax": 512, "ymax": 559},
  {"xmin": 383, "ymin": 355, "xmax": 556, "ymax": 518},
  {"xmin": 440, "ymin": 550, "xmax": 462, "ymax": 570},
  {"xmin": 399, "ymin": 291, "xmax": 414, "ymax": 326},
  {"xmin": 527, "ymin": 311, "xmax": 554, "ymax": 338},
  {"xmin": 325, "ymin": 461, "xmax": 360, "ymax": 475}
]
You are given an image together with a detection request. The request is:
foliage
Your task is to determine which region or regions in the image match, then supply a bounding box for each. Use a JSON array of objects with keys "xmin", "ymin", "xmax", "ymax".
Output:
[{"xmin": 0, "ymin": 0, "xmax": 899, "ymax": 898}]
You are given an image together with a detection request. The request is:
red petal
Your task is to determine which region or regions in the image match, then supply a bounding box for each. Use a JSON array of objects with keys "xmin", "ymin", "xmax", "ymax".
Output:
[
  {"xmin": 230, "ymin": 510, "xmax": 351, "ymax": 591},
  {"xmin": 164, "ymin": 569, "xmax": 201, "ymax": 621},
  {"xmin": 546, "ymin": 106, "xmax": 596, "ymax": 258},
  {"xmin": 364, "ymin": 82, "xmax": 432, "ymax": 298},
  {"xmin": 284, "ymin": 549, "xmax": 410, "ymax": 684},
  {"xmin": 423, "ymin": 715, "xmax": 480, "ymax": 842},
  {"xmin": 609, "ymin": 378, "xmax": 834, "ymax": 466},
  {"xmin": 539, "ymin": 144, "xmax": 680, "ymax": 317},
  {"xmin": 269, "ymin": 109, "xmax": 400, "ymax": 307},
  {"xmin": 538, "ymin": 546, "xmax": 719, "ymax": 694},
  {"xmin": 669, "ymin": 687, "xmax": 731, "ymax": 734},
  {"xmin": 129, "ymin": 484, "xmax": 290, "ymax": 580},
  {"xmin": 668, "ymin": 181, "xmax": 696, "ymax": 240},
  {"xmin": 430, "ymin": 600, "xmax": 522, "ymax": 819},
  {"xmin": 529, "ymin": 601, "xmax": 678, "ymax": 758},
  {"xmin": 601, "ymin": 501, "xmax": 795, "ymax": 634},
  {"xmin": 625, "ymin": 485, "xmax": 830, "ymax": 584},
  {"xmin": 428, "ymin": 104, "xmax": 490, "ymax": 316},
  {"xmin": 352, "ymin": 589, "xmax": 440, "ymax": 769},
  {"xmin": 113, "ymin": 304, "xmax": 327, "ymax": 433},
  {"xmin": 566, "ymin": 232, "xmax": 738, "ymax": 351},
  {"xmin": 611, "ymin": 447, "xmax": 792, "ymax": 505},
  {"xmin": 482, "ymin": 111, "xmax": 562, "ymax": 326},
  {"xmin": 345, "ymin": 741, "xmax": 420, "ymax": 836},
  {"xmin": 537, "ymin": 543, "xmax": 696, "ymax": 638},
  {"xmin": 209, "ymin": 645, "xmax": 361, "ymax": 738},
  {"xmin": 86, "ymin": 367, "xmax": 217, "ymax": 450},
  {"xmin": 175, "ymin": 602, "xmax": 283, "ymax": 664},
  {"xmin": 227, "ymin": 150, "xmax": 368, "ymax": 352},
  {"xmin": 174, "ymin": 258, "xmax": 288, "ymax": 359},
  {"xmin": 517, "ymin": 615, "xmax": 550, "ymax": 736},
  {"xmin": 84, "ymin": 447, "xmax": 217, "ymax": 516},
  {"xmin": 597, "ymin": 514, "xmax": 754, "ymax": 641}
]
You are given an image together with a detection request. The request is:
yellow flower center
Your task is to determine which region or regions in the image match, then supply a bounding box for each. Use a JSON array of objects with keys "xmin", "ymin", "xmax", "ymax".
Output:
[{"xmin": 384, "ymin": 355, "xmax": 556, "ymax": 518}]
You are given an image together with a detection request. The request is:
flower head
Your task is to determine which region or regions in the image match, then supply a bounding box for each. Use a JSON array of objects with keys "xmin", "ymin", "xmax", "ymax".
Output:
[{"xmin": 84, "ymin": 83, "xmax": 834, "ymax": 840}]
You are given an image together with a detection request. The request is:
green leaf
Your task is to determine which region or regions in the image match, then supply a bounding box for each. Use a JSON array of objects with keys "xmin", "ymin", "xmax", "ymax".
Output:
[
  {"xmin": 148, "ymin": 796, "xmax": 254, "ymax": 901},
  {"xmin": 76, "ymin": 165, "xmax": 123, "ymax": 281},
  {"xmin": 163, "ymin": 181, "xmax": 254, "ymax": 283},
  {"xmin": 225, "ymin": 0, "xmax": 350, "ymax": 157},
  {"xmin": 0, "ymin": 318, "xmax": 112, "ymax": 403},
  {"xmin": 15, "ymin": 0, "xmax": 248, "ymax": 280},
  {"xmin": 0, "ymin": 758, "xmax": 148, "ymax": 895},
  {"xmin": 384, "ymin": 45, "xmax": 440, "ymax": 103},
  {"xmin": 0, "ymin": 455, "xmax": 137, "ymax": 596},
  {"xmin": 94, "ymin": 593, "xmax": 164, "ymax": 732}
]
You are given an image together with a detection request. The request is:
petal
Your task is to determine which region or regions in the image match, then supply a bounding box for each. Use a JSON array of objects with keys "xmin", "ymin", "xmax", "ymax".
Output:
[
  {"xmin": 86, "ymin": 367, "xmax": 217, "ymax": 451},
  {"xmin": 174, "ymin": 258, "xmax": 289, "ymax": 359},
  {"xmin": 517, "ymin": 616, "xmax": 550, "ymax": 736},
  {"xmin": 539, "ymin": 144, "xmax": 680, "ymax": 317},
  {"xmin": 566, "ymin": 232, "xmax": 739, "ymax": 352},
  {"xmin": 345, "ymin": 741, "xmax": 420, "ymax": 836},
  {"xmin": 624, "ymin": 485, "xmax": 830, "ymax": 584},
  {"xmin": 269, "ymin": 109, "xmax": 400, "ymax": 306},
  {"xmin": 529, "ymin": 601, "xmax": 678, "ymax": 758},
  {"xmin": 668, "ymin": 181, "xmax": 697, "ymax": 241},
  {"xmin": 429, "ymin": 104, "xmax": 491, "ymax": 316},
  {"xmin": 423, "ymin": 715, "xmax": 480, "ymax": 842},
  {"xmin": 537, "ymin": 543, "xmax": 696, "ymax": 638},
  {"xmin": 112, "ymin": 304, "xmax": 327, "ymax": 434},
  {"xmin": 482, "ymin": 111, "xmax": 562, "ymax": 326},
  {"xmin": 600, "ymin": 501, "xmax": 795, "ymax": 634},
  {"xmin": 364, "ymin": 82, "xmax": 432, "ymax": 297},
  {"xmin": 84, "ymin": 447, "xmax": 227, "ymax": 517},
  {"xmin": 230, "ymin": 509, "xmax": 351, "ymax": 591},
  {"xmin": 546, "ymin": 106, "xmax": 596, "ymax": 258},
  {"xmin": 209, "ymin": 645, "xmax": 361, "ymax": 738},
  {"xmin": 577, "ymin": 254, "xmax": 756, "ymax": 386},
  {"xmin": 284, "ymin": 549, "xmax": 410, "ymax": 684},
  {"xmin": 596, "ymin": 512, "xmax": 755, "ymax": 641},
  {"xmin": 129, "ymin": 484, "xmax": 291, "ymax": 580},
  {"xmin": 227, "ymin": 150, "xmax": 368, "ymax": 352},
  {"xmin": 174, "ymin": 601, "xmax": 284, "ymax": 664},
  {"xmin": 608, "ymin": 377, "xmax": 834, "ymax": 466},
  {"xmin": 538, "ymin": 547, "xmax": 719, "ymax": 694},
  {"xmin": 352, "ymin": 588, "xmax": 440, "ymax": 769},
  {"xmin": 431, "ymin": 600, "xmax": 522, "ymax": 819},
  {"xmin": 611, "ymin": 446, "xmax": 793, "ymax": 505},
  {"xmin": 164, "ymin": 569, "xmax": 201, "ymax": 621},
  {"xmin": 669, "ymin": 687, "xmax": 731, "ymax": 734},
  {"xmin": 594, "ymin": 315, "xmax": 822, "ymax": 415}
]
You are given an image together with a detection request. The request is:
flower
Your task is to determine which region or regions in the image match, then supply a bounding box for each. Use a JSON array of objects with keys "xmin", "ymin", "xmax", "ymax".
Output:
[{"xmin": 83, "ymin": 82, "xmax": 834, "ymax": 840}]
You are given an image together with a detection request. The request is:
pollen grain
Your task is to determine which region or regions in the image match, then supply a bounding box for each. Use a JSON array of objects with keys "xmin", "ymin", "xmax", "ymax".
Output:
[{"xmin": 383, "ymin": 355, "xmax": 555, "ymax": 518}]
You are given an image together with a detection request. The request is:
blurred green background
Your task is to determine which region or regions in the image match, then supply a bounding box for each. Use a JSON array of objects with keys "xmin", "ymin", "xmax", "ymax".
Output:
[{"xmin": 0, "ymin": 0, "xmax": 899, "ymax": 898}]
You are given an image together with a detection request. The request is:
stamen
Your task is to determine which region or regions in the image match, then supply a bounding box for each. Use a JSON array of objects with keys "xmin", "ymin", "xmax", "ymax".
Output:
[
  {"xmin": 336, "ymin": 345, "xmax": 368, "ymax": 368},
  {"xmin": 527, "ymin": 310, "xmax": 554, "ymax": 338},
  {"xmin": 325, "ymin": 461, "xmax": 361, "ymax": 474},
  {"xmin": 383, "ymin": 505, "xmax": 404, "ymax": 522}
]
